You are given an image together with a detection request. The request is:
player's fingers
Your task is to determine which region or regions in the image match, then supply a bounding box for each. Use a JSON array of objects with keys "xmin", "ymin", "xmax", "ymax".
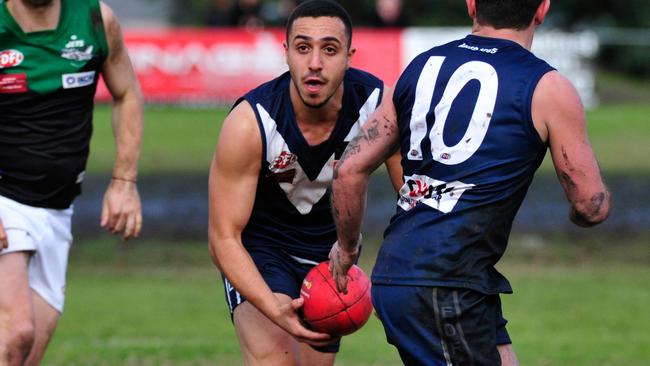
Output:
[
  {"xmin": 295, "ymin": 328, "xmax": 333, "ymax": 344},
  {"xmin": 290, "ymin": 297, "xmax": 304, "ymax": 310},
  {"xmin": 112, "ymin": 212, "xmax": 127, "ymax": 234},
  {"xmin": 133, "ymin": 212, "xmax": 143, "ymax": 238},
  {"xmin": 123, "ymin": 214, "xmax": 136, "ymax": 241},
  {"xmin": 337, "ymin": 276, "xmax": 349, "ymax": 294},
  {"xmin": 100, "ymin": 201, "xmax": 109, "ymax": 228}
]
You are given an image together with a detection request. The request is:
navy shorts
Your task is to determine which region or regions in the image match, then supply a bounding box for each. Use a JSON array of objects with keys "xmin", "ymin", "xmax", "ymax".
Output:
[
  {"xmin": 222, "ymin": 246, "xmax": 340, "ymax": 353},
  {"xmin": 372, "ymin": 285, "xmax": 511, "ymax": 366}
]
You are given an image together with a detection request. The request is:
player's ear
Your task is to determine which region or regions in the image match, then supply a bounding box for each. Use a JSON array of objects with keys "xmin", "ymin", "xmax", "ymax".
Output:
[
  {"xmin": 284, "ymin": 41, "xmax": 289, "ymax": 62},
  {"xmin": 534, "ymin": 0, "xmax": 551, "ymax": 26},
  {"xmin": 346, "ymin": 47, "xmax": 356, "ymax": 68},
  {"xmin": 466, "ymin": 0, "xmax": 476, "ymax": 20}
]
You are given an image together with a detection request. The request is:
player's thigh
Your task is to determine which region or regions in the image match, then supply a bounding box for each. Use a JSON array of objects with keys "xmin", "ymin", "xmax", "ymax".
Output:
[
  {"xmin": 24, "ymin": 291, "xmax": 61, "ymax": 365},
  {"xmin": 373, "ymin": 285, "xmax": 502, "ymax": 366},
  {"xmin": 0, "ymin": 252, "xmax": 34, "ymax": 332},
  {"xmin": 298, "ymin": 342, "xmax": 336, "ymax": 366},
  {"xmin": 0, "ymin": 196, "xmax": 72, "ymax": 313},
  {"xmin": 233, "ymin": 293, "xmax": 300, "ymax": 365}
]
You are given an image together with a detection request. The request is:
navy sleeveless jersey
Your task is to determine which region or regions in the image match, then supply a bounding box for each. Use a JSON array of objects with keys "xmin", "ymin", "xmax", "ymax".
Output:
[
  {"xmin": 238, "ymin": 68, "xmax": 383, "ymax": 262},
  {"xmin": 372, "ymin": 35, "xmax": 555, "ymax": 294}
]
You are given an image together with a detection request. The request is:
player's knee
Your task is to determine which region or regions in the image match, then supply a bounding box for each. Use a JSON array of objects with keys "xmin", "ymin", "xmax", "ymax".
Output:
[{"xmin": 7, "ymin": 319, "xmax": 36, "ymax": 361}]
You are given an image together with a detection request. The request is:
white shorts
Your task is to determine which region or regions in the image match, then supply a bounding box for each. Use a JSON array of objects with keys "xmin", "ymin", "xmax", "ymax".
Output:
[{"xmin": 0, "ymin": 194, "xmax": 73, "ymax": 313}]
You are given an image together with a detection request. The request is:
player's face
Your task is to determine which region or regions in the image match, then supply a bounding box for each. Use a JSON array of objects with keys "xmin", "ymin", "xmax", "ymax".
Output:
[{"xmin": 285, "ymin": 16, "xmax": 355, "ymax": 109}]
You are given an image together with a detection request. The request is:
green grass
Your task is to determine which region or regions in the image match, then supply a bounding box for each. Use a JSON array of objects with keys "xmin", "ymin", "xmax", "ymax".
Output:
[
  {"xmin": 88, "ymin": 100, "xmax": 650, "ymax": 176},
  {"xmin": 43, "ymin": 236, "xmax": 650, "ymax": 365},
  {"xmin": 538, "ymin": 103, "xmax": 650, "ymax": 175},
  {"xmin": 89, "ymin": 105, "xmax": 227, "ymax": 174}
]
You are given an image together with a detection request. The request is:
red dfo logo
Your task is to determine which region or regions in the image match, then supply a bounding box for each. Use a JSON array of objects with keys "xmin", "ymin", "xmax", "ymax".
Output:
[
  {"xmin": 0, "ymin": 50, "xmax": 24, "ymax": 69},
  {"xmin": 269, "ymin": 151, "xmax": 297, "ymax": 171}
]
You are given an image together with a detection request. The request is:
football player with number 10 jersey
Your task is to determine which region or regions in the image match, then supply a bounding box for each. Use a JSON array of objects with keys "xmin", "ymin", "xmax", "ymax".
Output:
[{"xmin": 329, "ymin": 0, "xmax": 610, "ymax": 365}]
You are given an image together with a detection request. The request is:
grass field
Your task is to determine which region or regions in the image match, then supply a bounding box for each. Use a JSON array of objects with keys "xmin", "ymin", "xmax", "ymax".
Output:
[{"xmin": 44, "ymin": 235, "xmax": 650, "ymax": 365}]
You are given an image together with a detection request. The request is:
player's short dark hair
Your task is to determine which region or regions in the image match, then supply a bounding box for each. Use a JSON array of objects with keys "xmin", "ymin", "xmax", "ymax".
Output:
[
  {"xmin": 475, "ymin": 0, "xmax": 544, "ymax": 30},
  {"xmin": 286, "ymin": 0, "xmax": 353, "ymax": 49}
]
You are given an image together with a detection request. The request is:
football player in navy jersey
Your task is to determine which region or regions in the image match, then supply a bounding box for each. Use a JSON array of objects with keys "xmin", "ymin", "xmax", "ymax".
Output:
[
  {"xmin": 0, "ymin": 0, "xmax": 143, "ymax": 364},
  {"xmin": 330, "ymin": 0, "xmax": 611, "ymax": 365},
  {"xmin": 208, "ymin": 1, "xmax": 395, "ymax": 365}
]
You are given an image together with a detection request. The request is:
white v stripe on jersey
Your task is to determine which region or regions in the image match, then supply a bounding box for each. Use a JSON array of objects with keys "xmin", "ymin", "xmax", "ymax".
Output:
[
  {"xmin": 257, "ymin": 104, "xmax": 334, "ymax": 215},
  {"xmin": 344, "ymin": 87, "xmax": 381, "ymax": 142},
  {"xmin": 255, "ymin": 88, "xmax": 380, "ymax": 216}
]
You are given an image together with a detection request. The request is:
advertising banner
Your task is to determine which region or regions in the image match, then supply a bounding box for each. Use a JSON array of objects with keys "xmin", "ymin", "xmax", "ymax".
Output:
[{"xmin": 97, "ymin": 28, "xmax": 597, "ymax": 107}]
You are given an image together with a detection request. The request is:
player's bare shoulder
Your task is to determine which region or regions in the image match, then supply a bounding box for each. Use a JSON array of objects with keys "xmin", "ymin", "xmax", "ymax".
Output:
[
  {"xmin": 215, "ymin": 100, "xmax": 263, "ymax": 166},
  {"xmin": 99, "ymin": 2, "xmax": 123, "ymax": 56},
  {"xmin": 223, "ymin": 100, "xmax": 260, "ymax": 140},
  {"xmin": 531, "ymin": 70, "xmax": 585, "ymax": 143}
]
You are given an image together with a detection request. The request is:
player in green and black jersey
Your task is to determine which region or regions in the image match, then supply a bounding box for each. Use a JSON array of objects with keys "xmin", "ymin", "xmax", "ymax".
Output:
[{"xmin": 0, "ymin": 0, "xmax": 143, "ymax": 364}]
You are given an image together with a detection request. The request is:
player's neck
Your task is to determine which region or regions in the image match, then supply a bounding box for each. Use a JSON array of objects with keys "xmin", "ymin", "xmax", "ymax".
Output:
[
  {"xmin": 291, "ymin": 84, "xmax": 343, "ymax": 124},
  {"xmin": 291, "ymin": 84, "xmax": 343, "ymax": 146},
  {"xmin": 471, "ymin": 24, "xmax": 535, "ymax": 50},
  {"xmin": 6, "ymin": 0, "xmax": 61, "ymax": 33}
]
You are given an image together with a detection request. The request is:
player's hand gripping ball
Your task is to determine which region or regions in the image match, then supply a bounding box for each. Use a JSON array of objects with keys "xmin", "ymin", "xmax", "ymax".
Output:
[{"xmin": 300, "ymin": 261, "xmax": 373, "ymax": 336}]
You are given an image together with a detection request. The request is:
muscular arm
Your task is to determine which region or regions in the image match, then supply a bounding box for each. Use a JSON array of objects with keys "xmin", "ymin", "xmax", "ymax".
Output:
[
  {"xmin": 385, "ymin": 146, "xmax": 403, "ymax": 192},
  {"xmin": 99, "ymin": 2, "xmax": 144, "ymax": 239},
  {"xmin": 532, "ymin": 71, "xmax": 610, "ymax": 227},
  {"xmin": 208, "ymin": 102, "xmax": 331, "ymax": 345},
  {"xmin": 330, "ymin": 88, "xmax": 400, "ymax": 291}
]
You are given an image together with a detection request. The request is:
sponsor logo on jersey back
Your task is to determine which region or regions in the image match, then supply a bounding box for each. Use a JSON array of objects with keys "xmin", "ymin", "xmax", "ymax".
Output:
[
  {"xmin": 398, "ymin": 174, "xmax": 474, "ymax": 213},
  {"xmin": 0, "ymin": 49, "xmax": 24, "ymax": 68},
  {"xmin": 62, "ymin": 71, "xmax": 96, "ymax": 89},
  {"xmin": 0, "ymin": 73, "xmax": 27, "ymax": 93}
]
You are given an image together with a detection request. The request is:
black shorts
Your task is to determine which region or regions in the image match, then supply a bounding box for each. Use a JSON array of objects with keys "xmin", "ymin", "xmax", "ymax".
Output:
[
  {"xmin": 222, "ymin": 246, "xmax": 340, "ymax": 353},
  {"xmin": 372, "ymin": 285, "xmax": 511, "ymax": 366}
]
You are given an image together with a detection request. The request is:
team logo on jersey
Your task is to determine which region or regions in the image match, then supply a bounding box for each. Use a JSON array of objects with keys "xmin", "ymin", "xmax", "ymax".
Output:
[
  {"xmin": 269, "ymin": 151, "xmax": 298, "ymax": 171},
  {"xmin": 267, "ymin": 151, "xmax": 298, "ymax": 183},
  {"xmin": 0, "ymin": 73, "xmax": 27, "ymax": 93},
  {"xmin": 0, "ymin": 49, "xmax": 24, "ymax": 68},
  {"xmin": 60, "ymin": 35, "xmax": 94, "ymax": 61},
  {"xmin": 62, "ymin": 71, "xmax": 96, "ymax": 89}
]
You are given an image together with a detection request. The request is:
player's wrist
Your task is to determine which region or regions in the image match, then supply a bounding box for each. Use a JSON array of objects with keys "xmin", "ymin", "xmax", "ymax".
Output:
[
  {"xmin": 341, "ymin": 233, "xmax": 362, "ymax": 254},
  {"xmin": 111, "ymin": 176, "xmax": 137, "ymax": 183}
]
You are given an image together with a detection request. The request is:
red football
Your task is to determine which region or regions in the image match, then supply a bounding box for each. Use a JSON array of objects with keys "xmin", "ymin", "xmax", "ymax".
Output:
[{"xmin": 300, "ymin": 261, "xmax": 373, "ymax": 336}]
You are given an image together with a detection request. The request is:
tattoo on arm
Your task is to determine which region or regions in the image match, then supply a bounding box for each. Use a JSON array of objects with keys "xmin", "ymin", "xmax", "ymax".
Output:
[
  {"xmin": 336, "ymin": 116, "xmax": 397, "ymax": 168},
  {"xmin": 336, "ymin": 134, "xmax": 363, "ymax": 173}
]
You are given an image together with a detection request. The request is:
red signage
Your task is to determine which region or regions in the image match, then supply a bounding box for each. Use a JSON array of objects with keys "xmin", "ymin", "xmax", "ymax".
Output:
[{"xmin": 95, "ymin": 28, "xmax": 402, "ymax": 104}]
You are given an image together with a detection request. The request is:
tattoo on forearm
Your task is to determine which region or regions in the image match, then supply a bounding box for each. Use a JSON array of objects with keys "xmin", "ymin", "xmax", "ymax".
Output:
[
  {"xmin": 366, "ymin": 120, "xmax": 380, "ymax": 141},
  {"xmin": 335, "ymin": 114, "xmax": 397, "ymax": 174},
  {"xmin": 336, "ymin": 135, "xmax": 362, "ymax": 170}
]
